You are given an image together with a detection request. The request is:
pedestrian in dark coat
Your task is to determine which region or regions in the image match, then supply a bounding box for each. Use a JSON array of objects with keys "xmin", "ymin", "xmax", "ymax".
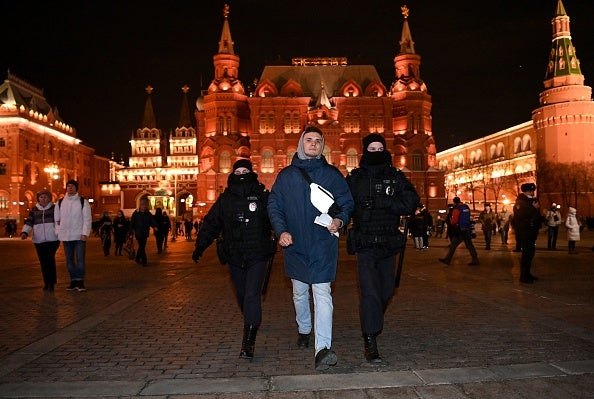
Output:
[
  {"xmin": 153, "ymin": 208, "xmax": 168, "ymax": 253},
  {"xmin": 112, "ymin": 210, "xmax": 129, "ymax": 256},
  {"xmin": 513, "ymin": 183, "xmax": 542, "ymax": 283},
  {"xmin": 129, "ymin": 200, "xmax": 157, "ymax": 265}
]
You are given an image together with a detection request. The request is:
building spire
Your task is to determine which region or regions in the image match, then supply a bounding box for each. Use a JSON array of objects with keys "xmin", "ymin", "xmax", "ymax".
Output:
[
  {"xmin": 177, "ymin": 85, "xmax": 192, "ymax": 128},
  {"xmin": 141, "ymin": 85, "xmax": 157, "ymax": 129},
  {"xmin": 398, "ymin": 5, "xmax": 415, "ymax": 55},
  {"xmin": 544, "ymin": 0, "xmax": 583, "ymax": 88},
  {"xmin": 218, "ymin": 4, "xmax": 235, "ymax": 55}
]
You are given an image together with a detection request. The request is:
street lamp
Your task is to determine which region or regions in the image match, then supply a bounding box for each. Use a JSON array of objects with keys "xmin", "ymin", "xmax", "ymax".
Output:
[{"xmin": 43, "ymin": 164, "xmax": 60, "ymax": 197}]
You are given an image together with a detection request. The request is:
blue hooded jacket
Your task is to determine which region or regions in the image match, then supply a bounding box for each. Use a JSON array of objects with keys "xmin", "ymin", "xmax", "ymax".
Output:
[{"xmin": 268, "ymin": 154, "xmax": 354, "ymax": 284}]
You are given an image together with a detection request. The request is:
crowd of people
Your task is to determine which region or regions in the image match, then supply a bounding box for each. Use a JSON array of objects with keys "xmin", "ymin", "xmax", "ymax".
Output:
[{"xmin": 13, "ymin": 129, "xmax": 594, "ymax": 372}]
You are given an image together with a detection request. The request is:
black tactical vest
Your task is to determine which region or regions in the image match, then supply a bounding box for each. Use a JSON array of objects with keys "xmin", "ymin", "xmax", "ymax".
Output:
[
  {"xmin": 349, "ymin": 167, "xmax": 403, "ymax": 250},
  {"xmin": 220, "ymin": 187, "xmax": 272, "ymax": 255}
]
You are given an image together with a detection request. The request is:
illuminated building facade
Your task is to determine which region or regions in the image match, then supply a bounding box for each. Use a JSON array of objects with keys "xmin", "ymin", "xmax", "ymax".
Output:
[
  {"xmin": 200, "ymin": 4, "xmax": 444, "ymax": 211},
  {"xmin": 0, "ymin": 72, "xmax": 114, "ymax": 227},
  {"xmin": 437, "ymin": 0, "xmax": 594, "ymax": 215}
]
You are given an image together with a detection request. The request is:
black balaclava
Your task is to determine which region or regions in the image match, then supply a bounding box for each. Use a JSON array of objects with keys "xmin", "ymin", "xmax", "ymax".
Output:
[
  {"xmin": 360, "ymin": 133, "xmax": 391, "ymax": 166},
  {"xmin": 228, "ymin": 159, "xmax": 257, "ymax": 186}
]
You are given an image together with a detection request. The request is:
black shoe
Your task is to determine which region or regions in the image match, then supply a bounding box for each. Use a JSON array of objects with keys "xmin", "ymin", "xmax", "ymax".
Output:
[
  {"xmin": 468, "ymin": 260, "xmax": 479, "ymax": 266},
  {"xmin": 239, "ymin": 325, "xmax": 257, "ymax": 359},
  {"xmin": 485, "ymin": 246, "xmax": 490, "ymax": 250},
  {"xmin": 315, "ymin": 348, "xmax": 337, "ymax": 371},
  {"xmin": 43, "ymin": 285, "xmax": 49, "ymax": 291},
  {"xmin": 520, "ymin": 277, "xmax": 534, "ymax": 284},
  {"xmin": 529, "ymin": 274, "xmax": 539, "ymax": 281},
  {"xmin": 76, "ymin": 281, "xmax": 87, "ymax": 292},
  {"xmin": 297, "ymin": 333, "xmax": 310, "ymax": 348},
  {"xmin": 438, "ymin": 258, "xmax": 450, "ymax": 265},
  {"xmin": 363, "ymin": 335, "xmax": 382, "ymax": 364},
  {"xmin": 66, "ymin": 281, "xmax": 77, "ymax": 291}
]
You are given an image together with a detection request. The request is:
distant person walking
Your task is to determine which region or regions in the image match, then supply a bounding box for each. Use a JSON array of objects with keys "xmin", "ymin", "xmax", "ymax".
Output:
[
  {"xmin": 20, "ymin": 189, "xmax": 60, "ymax": 292},
  {"xmin": 112, "ymin": 210, "xmax": 129, "ymax": 256},
  {"xmin": 97, "ymin": 211, "xmax": 113, "ymax": 256},
  {"xmin": 129, "ymin": 200, "xmax": 157, "ymax": 265},
  {"xmin": 545, "ymin": 203, "xmax": 563, "ymax": 250},
  {"xmin": 162, "ymin": 211, "xmax": 171, "ymax": 248},
  {"xmin": 565, "ymin": 207, "xmax": 581, "ymax": 254},
  {"xmin": 478, "ymin": 203, "xmax": 496, "ymax": 250},
  {"xmin": 55, "ymin": 180, "xmax": 92, "ymax": 292},
  {"xmin": 153, "ymin": 208, "xmax": 168, "ymax": 254},
  {"xmin": 497, "ymin": 207, "xmax": 512, "ymax": 245},
  {"xmin": 438, "ymin": 197, "xmax": 479, "ymax": 266}
]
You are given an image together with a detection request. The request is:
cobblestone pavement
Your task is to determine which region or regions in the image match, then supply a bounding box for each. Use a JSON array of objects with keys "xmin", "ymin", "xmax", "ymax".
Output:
[{"xmin": 0, "ymin": 228, "xmax": 593, "ymax": 398}]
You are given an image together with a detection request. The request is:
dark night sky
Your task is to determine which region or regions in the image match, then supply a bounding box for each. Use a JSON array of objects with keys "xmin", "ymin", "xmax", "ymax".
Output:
[{"xmin": 3, "ymin": 1, "xmax": 594, "ymax": 161}]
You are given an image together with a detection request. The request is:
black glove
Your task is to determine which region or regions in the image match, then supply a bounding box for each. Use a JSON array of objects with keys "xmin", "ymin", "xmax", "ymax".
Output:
[{"xmin": 192, "ymin": 245, "xmax": 204, "ymax": 263}]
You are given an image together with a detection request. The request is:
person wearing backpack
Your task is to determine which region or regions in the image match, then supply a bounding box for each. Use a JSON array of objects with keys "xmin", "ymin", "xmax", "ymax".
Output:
[
  {"xmin": 438, "ymin": 196, "xmax": 479, "ymax": 266},
  {"xmin": 55, "ymin": 180, "xmax": 92, "ymax": 292}
]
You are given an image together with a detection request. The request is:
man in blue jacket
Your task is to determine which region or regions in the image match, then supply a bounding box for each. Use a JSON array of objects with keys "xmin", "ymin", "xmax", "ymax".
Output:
[{"xmin": 268, "ymin": 126, "xmax": 354, "ymax": 371}]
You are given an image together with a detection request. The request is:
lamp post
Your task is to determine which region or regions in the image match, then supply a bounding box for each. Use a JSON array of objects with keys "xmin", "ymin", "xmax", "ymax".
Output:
[{"xmin": 43, "ymin": 164, "xmax": 60, "ymax": 198}]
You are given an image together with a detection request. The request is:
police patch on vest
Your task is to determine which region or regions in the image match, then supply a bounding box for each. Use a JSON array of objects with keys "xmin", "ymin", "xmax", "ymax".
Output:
[{"xmin": 249, "ymin": 202, "xmax": 257, "ymax": 212}]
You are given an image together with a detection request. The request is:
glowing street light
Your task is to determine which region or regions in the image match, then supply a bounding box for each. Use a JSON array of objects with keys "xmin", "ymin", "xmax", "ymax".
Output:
[{"xmin": 43, "ymin": 164, "xmax": 60, "ymax": 196}]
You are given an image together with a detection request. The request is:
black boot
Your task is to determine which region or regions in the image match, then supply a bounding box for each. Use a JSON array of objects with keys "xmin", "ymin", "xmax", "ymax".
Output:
[
  {"xmin": 239, "ymin": 324, "xmax": 258, "ymax": 359},
  {"xmin": 363, "ymin": 334, "xmax": 382, "ymax": 363}
]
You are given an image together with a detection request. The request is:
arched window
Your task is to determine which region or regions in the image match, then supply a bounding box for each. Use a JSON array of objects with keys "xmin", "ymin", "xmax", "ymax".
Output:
[
  {"xmin": 412, "ymin": 150, "xmax": 423, "ymax": 171},
  {"xmin": 219, "ymin": 151, "xmax": 231, "ymax": 173},
  {"xmin": 522, "ymin": 134, "xmax": 531, "ymax": 152},
  {"xmin": 286, "ymin": 149, "xmax": 296, "ymax": 165},
  {"xmin": 497, "ymin": 142, "xmax": 505, "ymax": 157},
  {"xmin": 346, "ymin": 148, "xmax": 358, "ymax": 172},
  {"xmin": 514, "ymin": 137, "xmax": 522, "ymax": 154},
  {"xmin": 261, "ymin": 149, "xmax": 274, "ymax": 173}
]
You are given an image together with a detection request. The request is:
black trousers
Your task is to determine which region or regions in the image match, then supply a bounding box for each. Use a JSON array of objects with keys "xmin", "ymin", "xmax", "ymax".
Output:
[
  {"xmin": 228, "ymin": 257, "xmax": 267, "ymax": 326},
  {"xmin": 155, "ymin": 233, "xmax": 166, "ymax": 252},
  {"xmin": 356, "ymin": 248, "xmax": 397, "ymax": 336},
  {"xmin": 135, "ymin": 236, "xmax": 148, "ymax": 264},
  {"xmin": 547, "ymin": 226, "xmax": 559, "ymax": 249},
  {"xmin": 519, "ymin": 233, "xmax": 537, "ymax": 279},
  {"xmin": 34, "ymin": 240, "xmax": 60, "ymax": 287}
]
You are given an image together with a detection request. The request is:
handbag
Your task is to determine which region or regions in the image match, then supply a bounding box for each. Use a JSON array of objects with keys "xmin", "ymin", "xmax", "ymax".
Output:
[{"xmin": 297, "ymin": 167, "xmax": 341, "ymax": 217}]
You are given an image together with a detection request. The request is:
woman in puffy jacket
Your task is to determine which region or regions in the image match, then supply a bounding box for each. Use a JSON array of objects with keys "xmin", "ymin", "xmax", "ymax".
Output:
[
  {"xmin": 20, "ymin": 189, "xmax": 60, "ymax": 292},
  {"xmin": 565, "ymin": 207, "xmax": 581, "ymax": 254}
]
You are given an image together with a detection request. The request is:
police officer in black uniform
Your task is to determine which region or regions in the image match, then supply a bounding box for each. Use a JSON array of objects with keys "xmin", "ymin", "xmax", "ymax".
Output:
[
  {"xmin": 513, "ymin": 182, "xmax": 542, "ymax": 283},
  {"xmin": 346, "ymin": 134, "xmax": 419, "ymax": 363},
  {"xmin": 192, "ymin": 159, "xmax": 275, "ymax": 359}
]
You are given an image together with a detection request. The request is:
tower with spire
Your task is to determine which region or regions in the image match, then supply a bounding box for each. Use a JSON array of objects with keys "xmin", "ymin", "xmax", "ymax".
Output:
[
  {"xmin": 195, "ymin": 4, "xmax": 251, "ymax": 203},
  {"xmin": 533, "ymin": 0, "xmax": 594, "ymax": 164}
]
